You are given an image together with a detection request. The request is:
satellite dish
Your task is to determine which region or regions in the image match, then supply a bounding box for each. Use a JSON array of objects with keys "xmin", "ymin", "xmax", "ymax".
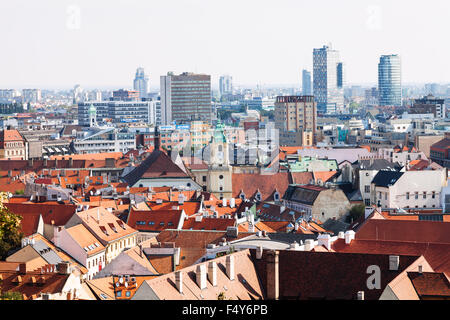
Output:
[
  {"xmin": 124, "ymin": 282, "xmax": 128, "ymax": 288},
  {"xmin": 116, "ymin": 282, "xmax": 120, "ymax": 287},
  {"xmin": 119, "ymin": 277, "xmax": 124, "ymax": 284}
]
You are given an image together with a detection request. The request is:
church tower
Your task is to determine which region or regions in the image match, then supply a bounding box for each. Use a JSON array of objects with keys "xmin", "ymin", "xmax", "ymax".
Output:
[
  {"xmin": 207, "ymin": 120, "xmax": 232, "ymax": 199},
  {"xmin": 88, "ymin": 103, "xmax": 97, "ymax": 127}
]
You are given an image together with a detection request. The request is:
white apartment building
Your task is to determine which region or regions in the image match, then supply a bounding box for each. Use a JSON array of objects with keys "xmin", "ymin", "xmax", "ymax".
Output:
[
  {"xmin": 73, "ymin": 127, "xmax": 136, "ymax": 154},
  {"xmin": 371, "ymin": 169, "xmax": 448, "ymax": 209}
]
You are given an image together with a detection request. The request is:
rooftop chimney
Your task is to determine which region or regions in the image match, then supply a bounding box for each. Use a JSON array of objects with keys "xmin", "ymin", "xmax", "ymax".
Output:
[
  {"xmin": 196, "ymin": 264, "xmax": 207, "ymax": 290},
  {"xmin": 256, "ymin": 246, "xmax": 263, "ymax": 259},
  {"xmin": 208, "ymin": 261, "xmax": 217, "ymax": 287},
  {"xmin": 57, "ymin": 262, "xmax": 70, "ymax": 275},
  {"xmin": 357, "ymin": 291, "xmax": 364, "ymax": 300},
  {"xmin": 154, "ymin": 126, "xmax": 160, "ymax": 150},
  {"xmin": 19, "ymin": 263, "xmax": 27, "ymax": 275},
  {"xmin": 266, "ymin": 250, "xmax": 279, "ymax": 300},
  {"xmin": 175, "ymin": 271, "xmax": 183, "ymax": 294},
  {"xmin": 226, "ymin": 226, "xmax": 238, "ymax": 238},
  {"xmin": 344, "ymin": 230, "xmax": 355, "ymax": 244},
  {"xmin": 389, "ymin": 255, "xmax": 400, "ymax": 271},
  {"xmin": 304, "ymin": 239, "xmax": 315, "ymax": 251},
  {"xmin": 225, "ymin": 255, "xmax": 235, "ymax": 281},
  {"xmin": 317, "ymin": 234, "xmax": 332, "ymax": 250}
]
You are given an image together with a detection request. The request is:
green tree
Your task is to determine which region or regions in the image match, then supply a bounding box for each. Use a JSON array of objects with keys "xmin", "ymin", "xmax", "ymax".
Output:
[
  {"xmin": 0, "ymin": 291, "xmax": 23, "ymax": 300},
  {"xmin": 346, "ymin": 204, "xmax": 365, "ymax": 223},
  {"xmin": 0, "ymin": 192, "xmax": 23, "ymax": 260}
]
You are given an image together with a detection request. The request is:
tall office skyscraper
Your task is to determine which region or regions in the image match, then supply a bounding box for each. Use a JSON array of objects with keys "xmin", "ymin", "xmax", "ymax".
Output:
[
  {"xmin": 133, "ymin": 67, "xmax": 149, "ymax": 99},
  {"xmin": 219, "ymin": 75, "xmax": 233, "ymax": 97},
  {"xmin": 313, "ymin": 44, "xmax": 344, "ymax": 114},
  {"xmin": 378, "ymin": 55, "xmax": 401, "ymax": 106},
  {"xmin": 160, "ymin": 72, "xmax": 212, "ymax": 125},
  {"xmin": 302, "ymin": 70, "xmax": 312, "ymax": 95}
]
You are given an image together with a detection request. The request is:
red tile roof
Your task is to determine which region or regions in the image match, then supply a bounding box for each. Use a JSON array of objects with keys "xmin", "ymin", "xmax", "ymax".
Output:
[
  {"xmin": 232, "ymin": 172, "xmax": 291, "ymax": 200},
  {"xmin": 407, "ymin": 272, "xmax": 450, "ymax": 297},
  {"xmin": 251, "ymin": 249, "xmax": 422, "ymax": 300},
  {"xmin": 355, "ymin": 219, "xmax": 450, "ymax": 244},
  {"xmin": 182, "ymin": 216, "xmax": 235, "ymax": 231},
  {"xmin": 332, "ymin": 239, "xmax": 450, "ymax": 274},
  {"xmin": 126, "ymin": 208, "xmax": 184, "ymax": 232}
]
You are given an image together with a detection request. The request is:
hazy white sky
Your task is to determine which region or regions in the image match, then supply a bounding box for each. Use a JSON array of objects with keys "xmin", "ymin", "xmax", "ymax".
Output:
[{"xmin": 0, "ymin": 0, "xmax": 449, "ymax": 89}]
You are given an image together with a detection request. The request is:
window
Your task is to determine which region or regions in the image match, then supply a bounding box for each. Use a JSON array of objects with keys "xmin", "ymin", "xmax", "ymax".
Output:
[
  {"xmin": 364, "ymin": 199, "xmax": 371, "ymax": 206},
  {"xmin": 202, "ymin": 176, "xmax": 206, "ymax": 182},
  {"xmin": 364, "ymin": 185, "xmax": 370, "ymax": 193},
  {"xmin": 432, "ymin": 192, "xmax": 435, "ymax": 199},
  {"xmin": 219, "ymin": 175, "xmax": 223, "ymax": 180},
  {"xmin": 406, "ymin": 192, "xmax": 410, "ymax": 200},
  {"xmin": 116, "ymin": 291, "xmax": 122, "ymax": 297},
  {"xmin": 415, "ymin": 192, "xmax": 418, "ymax": 200},
  {"xmin": 423, "ymin": 192, "xmax": 426, "ymax": 199}
]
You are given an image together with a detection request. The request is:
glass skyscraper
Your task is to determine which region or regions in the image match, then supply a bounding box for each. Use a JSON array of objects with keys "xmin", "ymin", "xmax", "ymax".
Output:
[
  {"xmin": 313, "ymin": 44, "xmax": 344, "ymax": 114},
  {"xmin": 133, "ymin": 67, "xmax": 149, "ymax": 99},
  {"xmin": 378, "ymin": 55, "xmax": 401, "ymax": 106},
  {"xmin": 302, "ymin": 69, "xmax": 312, "ymax": 95}
]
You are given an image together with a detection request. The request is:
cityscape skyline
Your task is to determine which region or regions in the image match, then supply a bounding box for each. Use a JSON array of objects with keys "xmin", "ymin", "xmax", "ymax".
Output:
[{"xmin": 0, "ymin": 0, "xmax": 449, "ymax": 89}]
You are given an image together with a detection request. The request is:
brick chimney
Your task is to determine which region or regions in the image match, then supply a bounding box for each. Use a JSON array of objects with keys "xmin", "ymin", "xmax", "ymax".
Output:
[
  {"xmin": 266, "ymin": 250, "xmax": 279, "ymax": 300},
  {"xmin": 19, "ymin": 263, "xmax": 28, "ymax": 275},
  {"xmin": 58, "ymin": 262, "xmax": 70, "ymax": 275}
]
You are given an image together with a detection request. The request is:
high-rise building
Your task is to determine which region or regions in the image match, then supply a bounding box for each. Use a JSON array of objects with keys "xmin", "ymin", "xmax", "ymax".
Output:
[
  {"xmin": 219, "ymin": 75, "xmax": 233, "ymax": 97},
  {"xmin": 22, "ymin": 89, "xmax": 42, "ymax": 104},
  {"xmin": 378, "ymin": 54, "xmax": 402, "ymax": 106},
  {"xmin": 302, "ymin": 70, "xmax": 312, "ymax": 95},
  {"xmin": 313, "ymin": 44, "xmax": 344, "ymax": 114},
  {"xmin": 133, "ymin": 67, "xmax": 149, "ymax": 99},
  {"xmin": 274, "ymin": 95, "xmax": 317, "ymax": 146},
  {"xmin": 160, "ymin": 72, "xmax": 212, "ymax": 125}
]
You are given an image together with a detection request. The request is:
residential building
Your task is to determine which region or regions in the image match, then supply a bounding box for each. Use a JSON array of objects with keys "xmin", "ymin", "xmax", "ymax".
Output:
[
  {"xmin": 282, "ymin": 184, "xmax": 351, "ymax": 221},
  {"xmin": 411, "ymin": 94, "xmax": 446, "ymax": 118},
  {"xmin": 430, "ymin": 138, "xmax": 450, "ymax": 168},
  {"xmin": 378, "ymin": 54, "xmax": 402, "ymax": 106},
  {"xmin": 160, "ymin": 72, "xmax": 212, "ymax": 124},
  {"xmin": 219, "ymin": 75, "xmax": 233, "ymax": 97},
  {"xmin": 313, "ymin": 44, "xmax": 345, "ymax": 114},
  {"xmin": 22, "ymin": 89, "xmax": 42, "ymax": 104},
  {"xmin": 65, "ymin": 207, "xmax": 138, "ymax": 264},
  {"xmin": 54, "ymin": 224, "xmax": 106, "ymax": 280},
  {"xmin": 371, "ymin": 169, "xmax": 447, "ymax": 209},
  {"xmin": 274, "ymin": 95, "xmax": 317, "ymax": 146},
  {"xmin": 0, "ymin": 129, "xmax": 27, "ymax": 160},
  {"xmin": 72, "ymin": 127, "xmax": 136, "ymax": 154}
]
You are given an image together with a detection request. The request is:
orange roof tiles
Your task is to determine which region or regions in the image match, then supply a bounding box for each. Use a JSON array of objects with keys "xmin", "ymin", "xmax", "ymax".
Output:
[
  {"xmin": 313, "ymin": 171, "xmax": 338, "ymax": 183},
  {"xmin": 65, "ymin": 224, "xmax": 106, "ymax": 256},
  {"xmin": 182, "ymin": 216, "xmax": 235, "ymax": 231},
  {"xmin": 127, "ymin": 208, "xmax": 184, "ymax": 232},
  {"xmin": 51, "ymin": 152, "xmax": 123, "ymax": 161}
]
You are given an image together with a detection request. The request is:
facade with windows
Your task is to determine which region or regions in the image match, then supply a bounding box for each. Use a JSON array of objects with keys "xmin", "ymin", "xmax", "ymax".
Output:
[
  {"xmin": 72, "ymin": 127, "xmax": 136, "ymax": 154},
  {"xmin": 160, "ymin": 72, "xmax": 212, "ymax": 125},
  {"xmin": 378, "ymin": 54, "xmax": 402, "ymax": 106},
  {"xmin": 313, "ymin": 44, "xmax": 344, "ymax": 114}
]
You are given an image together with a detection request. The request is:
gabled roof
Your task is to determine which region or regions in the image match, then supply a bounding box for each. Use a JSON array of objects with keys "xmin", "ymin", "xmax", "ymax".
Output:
[
  {"xmin": 122, "ymin": 149, "xmax": 190, "ymax": 186},
  {"xmin": 127, "ymin": 208, "xmax": 184, "ymax": 232},
  {"xmin": 65, "ymin": 224, "xmax": 106, "ymax": 256},
  {"xmin": 232, "ymin": 172, "xmax": 291, "ymax": 201},
  {"xmin": 283, "ymin": 184, "xmax": 326, "ymax": 205},
  {"xmin": 5, "ymin": 202, "xmax": 77, "ymax": 227},
  {"xmin": 359, "ymin": 158, "xmax": 402, "ymax": 171},
  {"xmin": 76, "ymin": 207, "xmax": 138, "ymax": 245},
  {"xmin": 371, "ymin": 170, "xmax": 404, "ymax": 187}
]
